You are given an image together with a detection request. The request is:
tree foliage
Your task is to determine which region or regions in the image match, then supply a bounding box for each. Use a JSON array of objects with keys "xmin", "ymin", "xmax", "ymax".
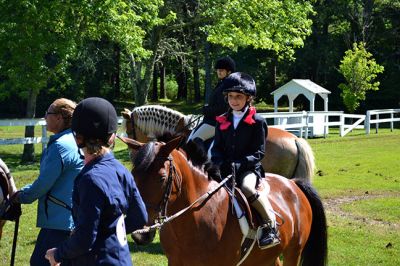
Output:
[
  {"xmin": 338, "ymin": 42, "xmax": 384, "ymax": 113},
  {"xmin": 202, "ymin": 0, "xmax": 314, "ymax": 59},
  {"xmin": 0, "ymin": 0, "xmax": 161, "ymax": 103}
]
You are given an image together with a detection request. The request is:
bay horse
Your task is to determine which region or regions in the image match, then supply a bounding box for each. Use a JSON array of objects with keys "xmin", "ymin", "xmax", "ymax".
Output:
[
  {"xmin": 0, "ymin": 159, "xmax": 18, "ymax": 240},
  {"xmin": 121, "ymin": 105, "xmax": 315, "ymax": 180},
  {"xmin": 120, "ymin": 135, "xmax": 327, "ymax": 266}
]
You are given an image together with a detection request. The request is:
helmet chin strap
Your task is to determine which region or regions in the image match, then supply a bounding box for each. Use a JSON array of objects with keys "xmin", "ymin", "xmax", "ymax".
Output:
[{"xmin": 240, "ymin": 102, "xmax": 250, "ymax": 112}]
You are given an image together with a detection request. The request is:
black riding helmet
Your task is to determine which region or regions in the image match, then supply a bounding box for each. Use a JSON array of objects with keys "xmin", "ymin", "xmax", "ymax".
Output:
[
  {"xmin": 223, "ymin": 72, "xmax": 256, "ymax": 97},
  {"xmin": 214, "ymin": 56, "xmax": 236, "ymax": 72},
  {"xmin": 71, "ymin": 97, "xmax": 118, "ymax": 145}
]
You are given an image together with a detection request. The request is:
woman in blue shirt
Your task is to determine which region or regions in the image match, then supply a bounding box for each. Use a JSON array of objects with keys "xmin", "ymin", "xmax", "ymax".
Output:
[
  {"xmin": 12, "ymin": 98, "xmax": 84, "ymax": 266},
  {"xmin": 45, "ymin": 97, "xmax": 148, "ymax": 266}
]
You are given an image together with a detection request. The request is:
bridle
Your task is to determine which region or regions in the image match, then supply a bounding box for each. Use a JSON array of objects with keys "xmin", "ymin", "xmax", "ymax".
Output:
[
  {"xmin": 133, "ymin": 152, "xmax": 231, "ymax": 234},
  {"xmin": 143, "ymin": 155, "xmax": 182, "ymax": 225}
]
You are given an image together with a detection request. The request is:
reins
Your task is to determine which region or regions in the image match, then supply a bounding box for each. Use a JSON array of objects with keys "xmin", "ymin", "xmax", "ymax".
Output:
[{"xmin": 133, "ymin": 167, "xmax": 231, "ymax": 235}]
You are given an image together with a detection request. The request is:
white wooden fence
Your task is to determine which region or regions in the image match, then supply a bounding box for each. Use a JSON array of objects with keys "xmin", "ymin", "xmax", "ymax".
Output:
[
  {"xmin": 258, "ymin": 109, "xmax": 399, "ymax": 138},
  {"xmin": 0, "ymin": 109, "xmax": 399, "ymax": 149},
  {"xmin": 365, "ymin": 109, "xmax": 400, "ymax": 134},
  {"xmin": 0, "ymin": 118, "xmax": 48, "ymax": 151},
  {"xmin": 0, "ymin": 118, "xmax": 124, "ymax": 151}
]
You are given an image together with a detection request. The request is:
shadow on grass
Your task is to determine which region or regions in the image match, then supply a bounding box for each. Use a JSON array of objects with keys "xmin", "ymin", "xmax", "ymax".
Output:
[
  {"xmin": 129, "ymin": 241, "xmax": 164, "ymax": 255},
  {"xmin": 0, "ymin": 152, "xmax": 40, "ymax": 171}
]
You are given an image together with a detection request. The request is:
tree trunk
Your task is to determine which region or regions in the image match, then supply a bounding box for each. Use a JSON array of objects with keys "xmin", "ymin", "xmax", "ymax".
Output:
[
  {"xmin": 112, "ymin": 43, "xmax": 121, "ymax": 99},
  {"xmin": 193, "ymin": 55, "xmax": 201, "ymax": 102},
  {"xmin": 204, "ymin": 40, "xmax": 212, "ymax": 102},
  {"xmin": 270, "ymin": 56, "xmax": 277, "ymax": 90},
  {"xmin": 160, "ymin": 64, "xmax": 166, "ymax": 99},
  {"xmin": 21, "ymin": 89, "xmax": 37, "ymax": 164},
  {"xmin": 129, "ymin": 54, "xmax": 157, "ymax": 106},
  {"xmin": 152, "ymin": 64, "xmax": 158, "ymax": 101},
  {"xmin": 176, "ymin": 70, "xmax": 187, "ymax": 101}
]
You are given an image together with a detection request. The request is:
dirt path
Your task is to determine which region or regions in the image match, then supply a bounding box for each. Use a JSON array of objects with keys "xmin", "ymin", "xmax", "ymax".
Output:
[{"xmin": 323, "ymin": 192, "xmax": 400, "ymax": 229}]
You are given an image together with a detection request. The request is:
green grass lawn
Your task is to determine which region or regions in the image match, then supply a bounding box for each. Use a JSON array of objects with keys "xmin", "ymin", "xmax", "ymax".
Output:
[{"xmin": 1, "ymin": 127, "xmax": 399, "ymax": 265}]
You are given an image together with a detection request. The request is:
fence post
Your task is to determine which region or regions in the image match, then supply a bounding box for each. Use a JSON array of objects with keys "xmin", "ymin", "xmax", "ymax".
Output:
[
  {"xmin": 391, "ymin": 112, "xmax": 394, "ymax": 132},
  {"xmin": 340, "ymin": 114, "xmax": 344, "ymax": 137},
  {"xmin": 375, "ymin": 114, "xmax": 379, "ymax": 133},
  {"xmin": 304, "ymin": 111, "xmax": 309, "ymax": 139},
  {"xmin": 41, "ymin": 125, "xmax": 47, "ymax": 151},
  {"xmin": 365, "ymin": 110, "xmax": 371, "ymax": 135}
]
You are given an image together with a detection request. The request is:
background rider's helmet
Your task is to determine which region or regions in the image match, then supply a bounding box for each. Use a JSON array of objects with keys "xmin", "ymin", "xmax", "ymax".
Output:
[
  {"xmin": 223, "ymin": 72, "xmax": 256, "ymax": 97},
  {"xmin": 71, "ymin": 97, "xmax": 118, "ymax": 144},
  {"xmin": 214, "ymin": 56, "xmax": 236, "ymax": 72}
]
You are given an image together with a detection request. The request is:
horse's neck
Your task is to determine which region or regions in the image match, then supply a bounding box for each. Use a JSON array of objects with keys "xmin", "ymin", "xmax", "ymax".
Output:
[
  {"xmin": 173, "ymin": 151, "xmax": 213, "ymax": 204},
  {"xmin": 172, "ymin": 151, "xmax": 228, "ymax": 214}
]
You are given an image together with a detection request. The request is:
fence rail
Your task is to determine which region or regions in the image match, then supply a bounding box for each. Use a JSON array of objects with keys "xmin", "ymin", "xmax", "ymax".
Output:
[
  {"xmin": 0, "ymin": 109, "xmax": 399, "ymax": 149},
  {"xmin": 0, "ymin": 118, "xmax": 124, "ymax": 151},
  {"xmin": 365, "ymin": 109, "xmax": 400, "ymax": 134}
]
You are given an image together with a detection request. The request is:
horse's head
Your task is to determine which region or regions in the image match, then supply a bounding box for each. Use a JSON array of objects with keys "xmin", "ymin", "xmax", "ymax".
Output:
[{"xmin": 119, "ymin": 135, "xmax": 183, "ymax": 244}]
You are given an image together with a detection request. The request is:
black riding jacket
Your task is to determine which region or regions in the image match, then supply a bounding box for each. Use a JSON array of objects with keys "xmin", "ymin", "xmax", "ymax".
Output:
[
  {"xmin": 211, "ymin": 107, "xmax": 268, "ymax": 183},
  {"xmin": 202, "ymin": 79, "xmax": 230, "ymax": 126}
]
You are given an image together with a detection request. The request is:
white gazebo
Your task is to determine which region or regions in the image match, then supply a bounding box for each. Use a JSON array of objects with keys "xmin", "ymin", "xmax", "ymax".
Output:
[
  {"xmin": 271, "ymin": 79, "xmax": 331, "ymax": 112},
  {"xmin": 271, "ymin": 79, "xmax": 331, "ymax": 137}
]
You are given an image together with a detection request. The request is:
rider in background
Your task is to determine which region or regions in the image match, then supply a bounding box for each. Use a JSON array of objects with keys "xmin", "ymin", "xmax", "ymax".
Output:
[
  {"xmin": 211, "ymin": 72, "xmax": 280, "ymax": 249},
  {"xmin": 188, "ymin": 56, "xmax": 236, "ymax": 154},
  {"xmin": 10, "ymin": 98, "xmax": 83, "ymax": 266},
  {"xmin": 45, "ymin": 97, "xmax": 148, "ymax": 265}
]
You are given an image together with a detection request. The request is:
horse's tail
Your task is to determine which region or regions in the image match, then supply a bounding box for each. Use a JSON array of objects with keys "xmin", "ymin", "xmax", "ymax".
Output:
[
  {"xmin": 293, "ymin": 138, "xmax": 315, "ymax": 182},
  {"xmin": 294, "ymin": 179, "xmax": 328, "ymax": 266}
]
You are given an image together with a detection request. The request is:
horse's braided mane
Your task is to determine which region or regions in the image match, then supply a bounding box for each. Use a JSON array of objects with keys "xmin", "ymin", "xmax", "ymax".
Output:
[
  {"xmin": 132, "ymin": 105, "xmax": 190, "ymax": 136},
  {"xmin": 134, "ymin": 131, "xmax": 220, "ymax": 181}
]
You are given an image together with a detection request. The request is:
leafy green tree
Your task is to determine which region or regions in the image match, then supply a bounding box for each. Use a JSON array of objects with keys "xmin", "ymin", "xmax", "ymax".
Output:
[
  {"xmin": 0, "ymin": 0, "xmax": 161, "ymax": 162},
  {"xmin": 202, "ymin": 0, "xmax": 314, "ymax": 59},
  {"xmin": 338, "ymin": 42, "xmax": 384, "ymax": 113}
]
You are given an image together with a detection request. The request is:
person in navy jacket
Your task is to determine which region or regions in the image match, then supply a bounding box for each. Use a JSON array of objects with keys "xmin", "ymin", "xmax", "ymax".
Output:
[
  {"xmin": 188, "ymin": 56, "xmax": 235, "ymax": 155},
  {"xmin": 45, "ymin": 97, "xmax": 148, "ymax": 265},
  {"xmin": 11, "ymin": 98, "xmax": 84, "ymax": 266},
  {"xmin": 211, "ymin": 72, "xmax": 280, "ymax": 249}
]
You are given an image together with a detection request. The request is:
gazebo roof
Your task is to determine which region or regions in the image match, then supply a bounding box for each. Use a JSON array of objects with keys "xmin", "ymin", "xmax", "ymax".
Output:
[
  {"xmin": 271, "ymin": 79, "xmax": 331, "ymax": 112},
  {"xmin": 271, "ymin": 79, "xmax": 331, "ymax": 97}
]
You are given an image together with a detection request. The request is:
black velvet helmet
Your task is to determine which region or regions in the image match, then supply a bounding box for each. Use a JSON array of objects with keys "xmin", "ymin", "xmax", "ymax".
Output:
[
  {"xmin": 71, "ymin": 97, "xmax": 118, "ymax": 143},
  {"xmin": 214, "ymin": 56, "xmax": 236, "ymax": 72},
  {"xmin": 223, "ymin": 72, "xmax": 256, "ymax": 97}
]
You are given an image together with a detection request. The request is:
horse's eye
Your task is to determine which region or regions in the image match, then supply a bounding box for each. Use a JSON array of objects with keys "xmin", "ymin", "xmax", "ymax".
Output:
[
  {"xmin": 159, "ymin": 170, "xmax": 167, "ymax": 183},
  {"xmin": 160, "ymin": 175, "xmax": 166, "ymax": 183}
]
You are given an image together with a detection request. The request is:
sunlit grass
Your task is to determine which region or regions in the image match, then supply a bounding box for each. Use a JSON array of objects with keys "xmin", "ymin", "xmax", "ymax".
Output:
[{"xmin": 0, "ymin": 127, "xmax": 399, "ymax": 265}]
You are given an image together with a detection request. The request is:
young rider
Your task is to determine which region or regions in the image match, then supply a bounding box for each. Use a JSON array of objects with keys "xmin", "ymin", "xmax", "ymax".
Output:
[{"xmin": 211, "ymin": 72, "xmax": 280, "ymax": 249}]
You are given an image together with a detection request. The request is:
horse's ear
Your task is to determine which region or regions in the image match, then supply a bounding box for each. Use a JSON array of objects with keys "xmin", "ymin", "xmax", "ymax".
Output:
[
  {"xmin": 159, "ymin": 136, "xmax": 184, "ymax": 157},
  {"xmin": 121, "ymin": 108, "xmax": 132, "ymax": 120},
  {"xmin": 117, "ymin": 136, "xmax": 143, "ymax": 151}
]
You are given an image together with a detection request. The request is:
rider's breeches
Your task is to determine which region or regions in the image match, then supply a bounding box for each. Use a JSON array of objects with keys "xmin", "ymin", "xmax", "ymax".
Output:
[
  {"xmin": 187, "ymin": 122, "xmax": 215, "ymax": 158},
  {"xmin": 241, "ymin": 172, "xmax": 276, "ymax": 226}
]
